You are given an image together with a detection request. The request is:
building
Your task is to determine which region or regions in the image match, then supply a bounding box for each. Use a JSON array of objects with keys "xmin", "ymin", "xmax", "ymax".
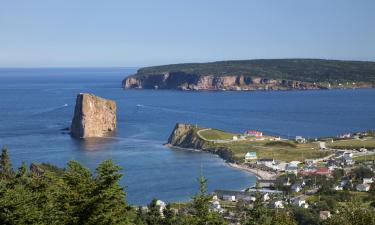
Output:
[
  {"xmin": 295, "ymin": 136, "xmax": 306, "ymax": 144},
  {"xmin": 315, "ymin": 167, "xmax": 330, "ymax": 176},
  {"xmin": 363, "ymin": 177, "xmax": 373, "ymax": 184},
  {"xmin": 257, "ymin": 158, "xmax": 276, "ymax": 168},
  {"xmin": 292, "ymin": 197, "xmax": 309, "ymax": 208},
  {"xmin": 320, "ymin": 211, "xmax": 331, "ymax": 220},
  {"xmin": 285, "ymin": 163, "xmax": 298, "ymax": 175},
  {"xmin": 319, "ymin": 142, "xmax": 327, "ymax": 150},
  {"xmin": 291, "ymin": 184, "xmax": 302, "ymax": 192},
  {"xmin": 356, "ymin": 183, "xmax": 370, "ymax": 192},
  {"xmin": 245, "ymin": 152, "xmax": 257, "ymax": 163},
  {"xmin": 342, "ymin": 155, "xmax": 354, "ymax": 165},
  {"xmin": 245, "ymin": 130, "xmax": 263, "ymax": 137}
]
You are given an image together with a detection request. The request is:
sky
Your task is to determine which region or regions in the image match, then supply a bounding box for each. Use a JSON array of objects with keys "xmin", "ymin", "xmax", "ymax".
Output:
[{"xmin": 0, "ymin": 0, "xmax": 374, "ymax": 67}]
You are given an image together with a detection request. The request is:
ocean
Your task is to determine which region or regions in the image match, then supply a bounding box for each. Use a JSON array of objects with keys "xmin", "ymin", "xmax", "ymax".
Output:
[{"xmin": 0, "ymin": 67, "xmax": 374, "ymax": 205}]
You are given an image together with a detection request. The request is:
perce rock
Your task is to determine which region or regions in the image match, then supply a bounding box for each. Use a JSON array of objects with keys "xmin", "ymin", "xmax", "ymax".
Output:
[{"xmin": 70, "ymin": 93, "xmax": 116, "ymax": 138}]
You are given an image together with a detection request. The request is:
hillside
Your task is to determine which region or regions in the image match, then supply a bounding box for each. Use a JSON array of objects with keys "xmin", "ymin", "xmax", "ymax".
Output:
[{"xmin": 123, "ymin": 59, "xmax": 375, "ymax": 91}]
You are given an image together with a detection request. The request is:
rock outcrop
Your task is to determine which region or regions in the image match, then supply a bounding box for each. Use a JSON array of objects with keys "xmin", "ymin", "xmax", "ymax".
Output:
[
  {"xmin": 123, "ymin": 73, "xmax": 321, "ymax": 91},
  {"xmin": 167, "ymin": 123, "xmax": 235, "ymax": 162},
  {"xmin": 70, "ymin": 93, "xmax": 116, "ymax": 138}
]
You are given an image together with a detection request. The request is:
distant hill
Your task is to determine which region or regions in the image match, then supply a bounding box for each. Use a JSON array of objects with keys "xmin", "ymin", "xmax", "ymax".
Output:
[{"xmin": 123, "ymin": 59, "xmax": 375, "ymax": 91}]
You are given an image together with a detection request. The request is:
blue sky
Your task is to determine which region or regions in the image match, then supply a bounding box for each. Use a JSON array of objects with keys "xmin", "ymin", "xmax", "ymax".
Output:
[{"xmin": 0, "ymin": 0, "xmax": 374, "ymax": 67}]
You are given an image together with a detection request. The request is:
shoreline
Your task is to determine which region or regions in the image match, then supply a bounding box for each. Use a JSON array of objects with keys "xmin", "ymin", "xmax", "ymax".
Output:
[
  {"xmin": 166, "ymin": 144, "xmax": 278, "ymax": 180},
  {"xmin": 227, "ymin": 163, "xmax": 278, "ymax": 180}
]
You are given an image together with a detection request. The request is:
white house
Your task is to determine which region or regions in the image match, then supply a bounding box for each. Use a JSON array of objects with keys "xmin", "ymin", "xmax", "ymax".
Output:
[
  {"xmin": 295, "ymin": 136, "xmax": 306, "ymax": 144},
  {"xmin": 356, "ymin": 183, "xmax": 370, "ymax": 192},
  {"xmin": 363, "ymin": 177, "xmax": 373, "ymax": 184},
  {"xmin": 292, "ymin": 198, "xmax": 309, "ymax": 208},
  {"xmin": 156, "ymin": 200, "xmax": 166, "ymax": 216},
  {"xmin": 273, "ymin": 200, "xmax": 284, "ymax": 209},
  {"xmin": 291, "ymin": 184, "xmax": 301, "ymax": 193},
  {"xmin": 319, "ymin": 142, "xmax": 327, "ymax": 150},
  {"xmin": 245, "ymin": 152, "xmax": 257, "ymax": 163}
]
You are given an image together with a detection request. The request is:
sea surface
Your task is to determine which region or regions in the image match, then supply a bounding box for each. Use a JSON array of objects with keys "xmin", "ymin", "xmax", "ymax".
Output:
[{"xmin": 1, "ymin": 68, "xmax": 375, "ymax": 205}]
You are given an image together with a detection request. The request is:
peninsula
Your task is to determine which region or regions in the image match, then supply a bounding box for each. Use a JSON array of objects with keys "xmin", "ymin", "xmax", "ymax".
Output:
[
  {"xmin": 123, "ymin": 59, "xmax": 375, "ymax": 91},
  {"xmin": 167, "ymin": 123, "xmax": 375, "ymax": 179}
]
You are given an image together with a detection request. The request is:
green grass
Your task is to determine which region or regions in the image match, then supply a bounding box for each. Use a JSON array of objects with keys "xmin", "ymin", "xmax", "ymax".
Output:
[
  {"xmin": 354, "ymin": 154, "xmax": 375, "ymax": 162},
  {"xmin": 327, "ymin": 137, "xmax": 375, "ymax": 150},
  {"xmin": 210, "ymin": 140, "xmax": 330, "ymax": 162},
  {"xmin": 198, "ymin": 129, "xmax": 238, "ymax": 141}
]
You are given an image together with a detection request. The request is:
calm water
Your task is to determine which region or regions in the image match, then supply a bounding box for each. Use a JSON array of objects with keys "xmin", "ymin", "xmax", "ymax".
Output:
[{"xmin": 1, "ymin": 68, "xmax": 375, "ymax": 205}]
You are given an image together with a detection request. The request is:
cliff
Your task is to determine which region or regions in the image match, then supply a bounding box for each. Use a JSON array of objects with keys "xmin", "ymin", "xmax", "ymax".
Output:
[
  {"xmin": 70, "ymin": 93, "xmax": 117, "ymax": 138},
  {"xmin": 167, "ymin": 123, "xmax": 235, "ymax": 162},
  {"xmin": 123, "ymin": 59, "xmax": 375, "ymax": 91}
]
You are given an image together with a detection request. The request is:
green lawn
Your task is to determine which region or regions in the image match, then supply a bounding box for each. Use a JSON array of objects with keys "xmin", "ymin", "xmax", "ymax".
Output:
[
  {"xmin": 198, "ymin": 129, "xmax": 238, "ymax": 141},
  {"xmin": 211, "ymin": 140, "xmax": 331, "ymax": 162},
  {"xmin": 327, "ymin": 138, "xmax": 375, "ymax": 150},
  {"xmin": 354, "ymin": 154, "xmax": 375, "ymax": 162}
]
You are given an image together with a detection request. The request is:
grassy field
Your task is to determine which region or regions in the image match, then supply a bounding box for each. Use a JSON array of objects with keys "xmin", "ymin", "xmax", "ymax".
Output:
[
  {"xmin": 206, "ymin": 139, "xmax": 331, "ymax": 162},
  {"xmin": 354, "ymin": 154, "xmax": 375, "ymax": 162},
  {"xmin": 198, "ymin": 129, "xmax": 238, "ymax": 140},
  {"xmin": 327, "ymin": 137, "xmax": 375, "ymax": 149}
]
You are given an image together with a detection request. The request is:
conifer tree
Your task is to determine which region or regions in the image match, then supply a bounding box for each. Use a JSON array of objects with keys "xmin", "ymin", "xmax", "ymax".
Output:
[{"xmin": 0, "ymin": 147, "xmax": 13, "ymax": 179}]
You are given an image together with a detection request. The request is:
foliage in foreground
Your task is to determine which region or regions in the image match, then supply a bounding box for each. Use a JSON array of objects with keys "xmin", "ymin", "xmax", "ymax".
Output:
[{"xmin": 1, "ymin": 147, "xmax": 375, "ymax": 225}]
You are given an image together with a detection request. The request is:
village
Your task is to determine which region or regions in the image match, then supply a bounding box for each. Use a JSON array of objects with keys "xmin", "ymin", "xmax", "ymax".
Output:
[{"xmin": 205, "ymin": 130, "xmax": 375, "ymax": 221}]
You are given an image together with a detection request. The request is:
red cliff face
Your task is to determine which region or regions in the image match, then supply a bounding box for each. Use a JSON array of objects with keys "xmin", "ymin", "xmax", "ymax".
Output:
[{"xmin": 122, "ymin": 72, "xmax": 321, "ymax": 91}]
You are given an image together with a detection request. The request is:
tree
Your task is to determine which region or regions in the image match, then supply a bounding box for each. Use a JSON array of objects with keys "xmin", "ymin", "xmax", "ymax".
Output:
[
  {"xmin": 163, "ymin": 203, "xmax": 175, "ymax": 225},
  {"xmin": 0, "ymin": 147, "xmax": 13, "ymax": 179},
  {"xmin": 324, "ymin": 199, "xmax": 375, "ymax": 225},
  {"xmin": 83, "ymin": 160, "xmax": 129, "ymax": 225},
  {"xmin": 146, "ymin": 198, "xmax": 162, "ymax": 225}
]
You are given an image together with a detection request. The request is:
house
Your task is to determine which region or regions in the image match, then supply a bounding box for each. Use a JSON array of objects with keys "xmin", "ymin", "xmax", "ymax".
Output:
[
  {"xmin": 320, "ymin": 211, "xmax": 331, "ymax": 220},
  {"xmin": 319, "ymin": 142, "xmax": 327, "ymax": 150},
  {"xmin": 211, "ymin": 201, "xmax": 223, "ymax": 213},
  {"xmin": 292, "ymin": 198, "xmax": 309, "ymax": 208},
  {"xmin": 363, "ymin": 177, "xmax": 373, "ymax": 184},
  {"xmin": 257, "ymin": 158, "xmax": 276, "ymax": 168},
  {"xmin": 305, "ymin": 159, "xmax": 316, "ymax": 166},
  {"xmin": 245, "ymin": 152, "xmax": 257, "ymax": 163},
  {"xmin": 315, "ymin": 167, "xmax": 330, "ymax": 176},
  {"xmin": 339, "ymin": 133, "xmax": 351, "ymax": 139},
  {"xmin": 295, "ymin": 136, "xmax": 306, "ymax": 144},
  {"xmin": 271, "ymin": 200, "xmax": 284, "ymax": 209},
  {"xmin": 356, "ymin": 183, "xmax": 370, "ymax": 192},
  {"xmin": 232, "ymin": 136, "xmax": 238, "ymax": 141},
  {"xmin": 156, "ymin": 200, "xmax": 166, "ymax": 216},
  {"xmin": 343, "ymin": 154, "xmax": 354, "ymax": 165},
  {"xmin": 285, "ymin": 163, "xmax": 298, "ymax": 175},
  {"xmin": 333, "ymin": 185, "xmax": 343, "ymax": 191},
  {"xmin": 245, "ymin": 130, "xmax": 263, "ymax": 137},
  {"xmin": 291, "ymin": 184, "xmax": 301, "ymax": 192},
  {"xmin": 257, "ymin": 179, "xmax": 276, "ymax": 188}
]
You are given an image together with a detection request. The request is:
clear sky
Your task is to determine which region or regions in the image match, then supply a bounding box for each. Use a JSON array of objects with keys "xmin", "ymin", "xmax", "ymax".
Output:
[{"xmin": 0, "ymin": 0, "xmax": 374, "ymax": 67}]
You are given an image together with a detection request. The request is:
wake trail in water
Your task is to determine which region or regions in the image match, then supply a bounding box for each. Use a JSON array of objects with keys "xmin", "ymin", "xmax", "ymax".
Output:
[{"xmin": 30, "ymin": 104, "xmax": 69, "ymax": 116}]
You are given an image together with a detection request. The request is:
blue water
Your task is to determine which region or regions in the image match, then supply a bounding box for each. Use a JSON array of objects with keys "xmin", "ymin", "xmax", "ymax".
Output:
[{"xmin": 1, "ymin": 68, "xmax": 375, "ymax": 205}]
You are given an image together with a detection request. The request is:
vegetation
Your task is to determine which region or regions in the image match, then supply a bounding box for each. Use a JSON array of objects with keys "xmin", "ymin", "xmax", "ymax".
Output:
[
  {"xmin": 327, "ymin": 137, "xmax": 375, "ymax": 150},
  {"xmin": 134, "ymin": 59, "xmax": 375, "ymax": 84},
  {"xmin": 1, "ymin": 146, "xmax": 375, "ymax": 224},
  {"xmin": 198, "ymin": 129, "xmax": 238, "ymax": 141}
]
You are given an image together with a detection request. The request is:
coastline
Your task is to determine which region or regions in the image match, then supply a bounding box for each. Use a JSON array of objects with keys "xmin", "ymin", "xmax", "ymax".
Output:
[
  {"xmin": 227, "ymin": 163, "xmax": 278, "ymax": 180},
  {"xmin": 166, "ymin": 144, "xmax": 277, "ymax": 180}
]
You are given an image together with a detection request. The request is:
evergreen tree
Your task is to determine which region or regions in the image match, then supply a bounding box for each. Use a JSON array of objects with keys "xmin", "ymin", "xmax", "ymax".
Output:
[
  {"xmin": 146, "ymin": 198, "xmax": 162, "ymax": 225},
  {"xmin": 0, "ymin": 147, "xmax": 13, "ymax": 179}
]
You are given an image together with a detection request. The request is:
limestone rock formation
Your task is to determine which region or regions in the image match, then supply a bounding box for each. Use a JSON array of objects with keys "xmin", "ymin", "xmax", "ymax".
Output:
[{"xmin": 70, "ymin": 93, "xmax": 116, "ymax": 138}]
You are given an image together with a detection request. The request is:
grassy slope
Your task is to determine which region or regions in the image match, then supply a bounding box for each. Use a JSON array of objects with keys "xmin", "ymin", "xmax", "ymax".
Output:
[
  {"xmin": 198, "ymin": 129, "xmax": 238, "ymax": 140},
  {"xmin": 134, "ymin": 59, "xmax": 375, "ymax": 83},
  {"xmin": 327, "ymin": 137, "xmax": 375, "ymax": 149},
  {"xmin": 211, "ymin": 140, "xmax": 330, "ymax": 162}
]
